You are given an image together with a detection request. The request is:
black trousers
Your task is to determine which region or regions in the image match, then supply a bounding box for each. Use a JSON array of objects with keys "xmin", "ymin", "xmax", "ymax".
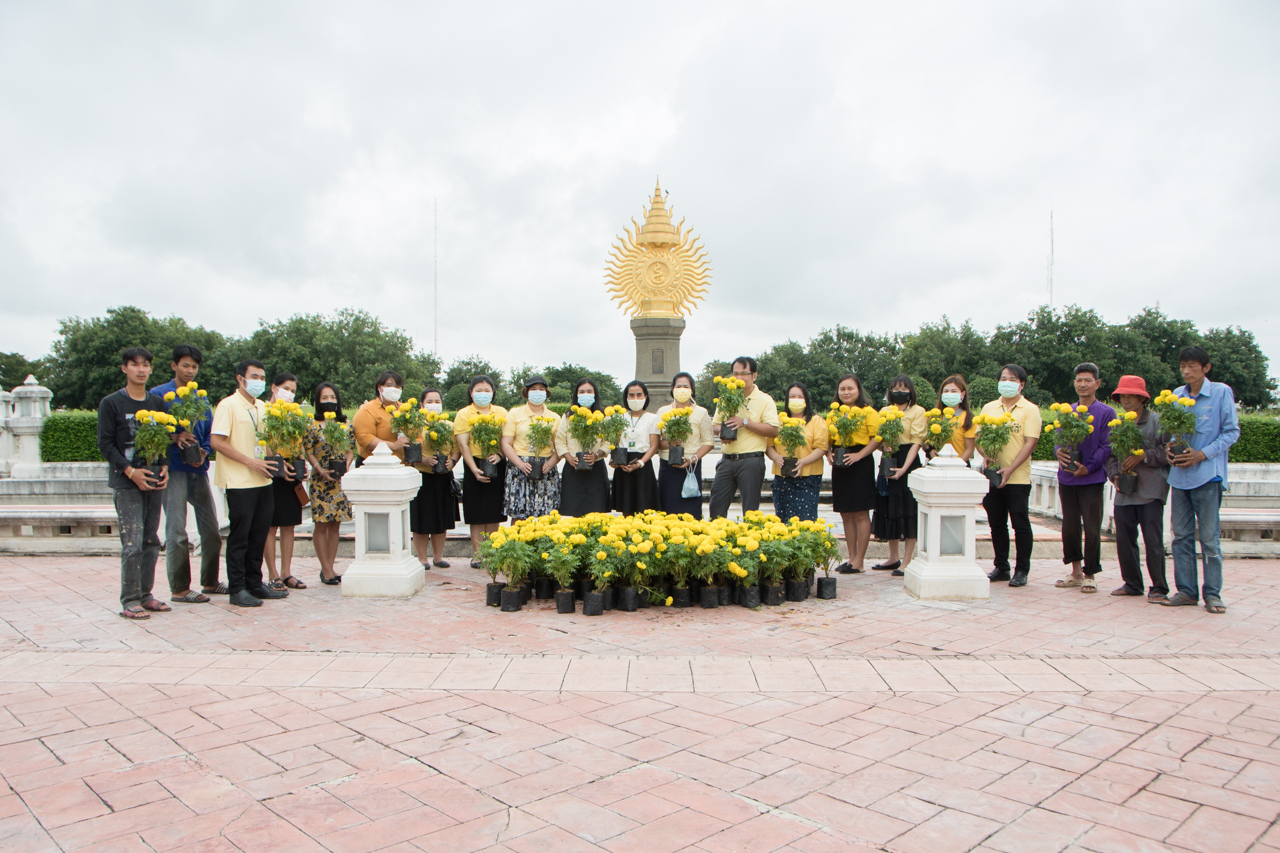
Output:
[
  {"xmin": 1115, "ymin": 501, "xmax": 1168, "ymax": 595},
  {"xmin": 225, "ymin": 485, "xmax": 273, "ymax": 595},
  {"xmin": 1060, "ymin": 482, "xmax": 1105, "ymax": 575},
  {"xmin": 983, "ymin": 483, "xmax": 1032, "ymax": 573}
]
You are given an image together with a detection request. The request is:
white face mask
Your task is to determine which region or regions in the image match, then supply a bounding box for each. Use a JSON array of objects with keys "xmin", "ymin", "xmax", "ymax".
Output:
[
  {"xmin": 628, "ymin": 398, "xmax": 645, "ymax": 412},
  {"xmin": 381, "ymin": 386, "xmax": 402, "ymax": 403},
  {"xmin": 425, "ymin": 402, "xmax": 443, "ymax": 413},
  {"xmin": 527, "ymin": 390, "xmax": 547, "ymax": 406},
  {"xmin": 275, "ymin": 388, "xmax": 295, "ymax": 403},
  {"xmin": 672, "ymin": 387, "xmax": 692, "ymax": 403}
]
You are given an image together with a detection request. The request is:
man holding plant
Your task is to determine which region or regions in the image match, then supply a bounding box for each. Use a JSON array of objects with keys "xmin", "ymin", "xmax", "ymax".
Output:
[
  {"xmin": 710, "ymin": 357, "xmax": 779, "ymax": 519},
  {"xmin": 1163, "ymin": 346, "xmax": 1240, "ymax": 614},
  {"xmin": 978, "ymin": 365, "xmax": 1043, "ymax": 587},
  {"xmin": 1050, "ymin": 363, "xmax": 1114, "ymax": 593},
  {"xmin": 153, "ymin": 344, "xmax": 223, "ymax": 604},
  {"xmin": 98, "ymin": 347, "xmax": 171, "ymax": 620},
  {"xmin": 1103, "ymin": 376, "xmax": 1170, "ymax": 602}
]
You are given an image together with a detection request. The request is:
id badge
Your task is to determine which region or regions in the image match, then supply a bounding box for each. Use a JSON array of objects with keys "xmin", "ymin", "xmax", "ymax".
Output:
[
  {"xmin": 628, "ymin": 438, "xmax": 637, "ymax": 449},
  {"xmin": 254, "ymin": 445, "xmax": 265, "ymax": 459}
]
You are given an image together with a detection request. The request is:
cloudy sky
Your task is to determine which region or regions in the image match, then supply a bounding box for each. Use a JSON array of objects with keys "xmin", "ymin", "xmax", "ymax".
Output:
[{"xmin": 2, "ymin": 2, "xmax": 1277, "ymax": 386}]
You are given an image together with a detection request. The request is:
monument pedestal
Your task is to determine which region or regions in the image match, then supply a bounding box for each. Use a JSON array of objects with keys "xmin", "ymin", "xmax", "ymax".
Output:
[
  {"xmin": 631, "ymin": 318, "xmax": 684, "ymax": 408},
  {"xmin": 341, "ymin": 445, "xmax": 426, "ymax": 599},
  {"xmin": 903, "ymin": 446, "xmax": 992, "ymax": 601}
]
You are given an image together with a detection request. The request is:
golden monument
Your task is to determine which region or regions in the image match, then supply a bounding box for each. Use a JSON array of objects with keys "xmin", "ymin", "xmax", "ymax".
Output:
[{"xmin": 605, "ymin": 180, "xmax": 711, "ymax": 403}]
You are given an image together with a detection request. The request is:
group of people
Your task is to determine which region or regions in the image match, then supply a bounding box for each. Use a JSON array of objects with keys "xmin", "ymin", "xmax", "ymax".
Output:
[{"xmin": 99, "ymin": 343, "xmax": 1238, "ymax": 619}]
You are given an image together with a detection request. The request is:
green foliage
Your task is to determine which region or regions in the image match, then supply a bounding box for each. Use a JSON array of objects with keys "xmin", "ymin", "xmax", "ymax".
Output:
[
  {"xmin": 695, "ymin": 360, "xmax": 732, "ymax": 407},
  {"xmin": 967, "ymin": 377, "xmax": 999, "ymax": 410},
  {"xmin": 910, "ymin": 375, "xmax": 936, "ymax": 408},
  {"xmin": 1229, "ymin": 416, "xmax": 1280, "ymax": 463},
  {"xmin": 899, "ymin": 318, "xmax": 1000, "ymax": 394},
  {"xmin": 1202, "ymin": 326, "xmax": 1274, "ymax": 408},
  {"xmin": 1032, "ymin": 429, "xmax": 1056, "ymax": 461},
  {"xmin": 40, "ymin": 412, "xmax": 104, "ymax": 462},
  {"xmin": 0, "ymin": 351, "xmax": 44, "ymax": 390},
  {"xmin": 541, "ymin": 363, "xmax": 622, "ymax": 408}
]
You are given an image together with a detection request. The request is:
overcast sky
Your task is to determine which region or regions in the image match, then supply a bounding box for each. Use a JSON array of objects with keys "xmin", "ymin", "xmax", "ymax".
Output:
[{"xmin": 2, "ymin": 2, "xmax": 1277, "ymax": 387}]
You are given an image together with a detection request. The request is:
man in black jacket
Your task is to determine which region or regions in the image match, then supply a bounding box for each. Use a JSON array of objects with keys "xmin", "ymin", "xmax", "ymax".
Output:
[{"xmin": 97, "ymin": 347, "xmax": 170, "ymax": 620}]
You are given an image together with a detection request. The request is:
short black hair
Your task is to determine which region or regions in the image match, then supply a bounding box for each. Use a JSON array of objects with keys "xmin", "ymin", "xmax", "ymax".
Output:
[
  {"xmin": 272, "ymin": 372, "xmax": 297, "ymax": 387},
  {"xmin": 669, "ymin": 371, "xmax": 697, "ymax": 400},
  {"xmin": 731, "ymin": 356, "xmax": 758, "ymax": 374},
  {"xmin": 1000, "ymin": 364, "xmax": 1028, "ymax": 384},
  {"xmin": 421, "ymin": 387, "xmax": 442, "ymax": 403},
  {"xmin": 783, "ymin": 382, "xmax": 813, "ymax": 421},
  {"xmin": 573, "ymin": 378, "xmax": 603, "ymax": 412},
  {"xmin": 832, "ymin": 373, "xmax": 872, "ymax": 409},
  {"xmin": 1179, "ymin": 346, "xmax": 1211, "ymax": 368},
  {"xmin": 623, "ymin": 380, "xmax": 650, "ymax": 410},
  {"xmin": 120, "ymin": 346, "xmax": 152, "ymax": 366},
  {"xmin": 887, "ymin": 374, "xmax": 917, "ymax": 408},
  {"xmin": 467, "ymin": 374, "xmax": 497, "ymax": 403},
  {"xmin": 1074, "ymin": 362, "xmax": 1100, "ymax": 380},
  {"xmin": 236, "ymin": 359, "xmax": 265, "ymax": 378},
  {"xmin": 375, "ymin": 370, "xmax": 404, "ymax": 391},
  {"xmin": 171, "ymin": 344, "xmax": 203, "ymax": 365}
]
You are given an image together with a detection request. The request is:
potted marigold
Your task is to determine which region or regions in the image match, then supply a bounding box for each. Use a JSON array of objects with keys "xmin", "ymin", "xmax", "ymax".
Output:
[
  {"xmin": 1047, "ymin": 402, "xmax": 1094, "ymax": 469},
  {"xmin": 566, "ymin": 405, "xmax": 604, "ymax": 470},
  {"xmin": 923, "ymin": 407, "xmax": 958, "ymax": 458},
  {"xmin": 467, "ymin": 413, "xmax": 506, "ymax": 478},
  {"xmin": 388, "ymin": 399, "xmax": 429, "ymax": 465},
  {"xmin": 658, "ymin": 407, "xmax": 693, "ymax": 467},
  {"xmin": 774, "ymin": 413, "xmax": 809, "ymax": 478},
  {"xmin": 1152, "ymin": 389, "xmax": 1197, "ymax": 456},
  {"xmin": 423, "ymin": 411, "xmax": 454, "ymax": 474},
  {"xmin": 973, "ymin": 411, "xmax": 1015, "ymax": 488},
  {"xmin": 875, "ymin": 405, "xmax": 905, "ymax": 479},
  {"xmin": 1107, "ymin": 410, "xmax": 1146, "ymax": 495},
  {"xmin": 525, "ymin": 414, "xmax": 558, "ymax": 480},
  {"xmin": 827, "ymin": 403, "xmax": 871, "ymax": 467},
  {"xmin": 131, "ymin": 409, "xmax": 176, "ymax": 479},
  {"xmin": 165, "ymin": 381, "xmax": 210, "ymax": 466},
  {"xmin": 260, "ymin": 399, "xmax": 311, "ymax": 479},
  {"xmin": 319, "ymin": 412, "xmax": 352, "ymax": 478},
  {"xmin": 598, "ymin": 405, "xmax": 631, "ymax": 467},
  {"xmin": 712, "ymin": 376, "xmax": 747, "ymax": 442}
]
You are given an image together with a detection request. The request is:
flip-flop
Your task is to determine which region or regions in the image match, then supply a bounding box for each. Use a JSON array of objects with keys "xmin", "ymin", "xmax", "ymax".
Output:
[
  {"xmin": 120, "ymin": 604, "xmax": 150, "ymax": 620},
  {"xmin": 141, "ymin": 599, "xmax": 171, "ymax": 612},
  {"xmin": 1205, "ymin": 596, "xmax": 1227, "ymax": 614},
  {"xmin": 203, "ymin": 582, "xmax": 229, "ymax": 595},
  {"xmin": 172, "ymin": 591, "xmax": 210, "ymax": 604}
]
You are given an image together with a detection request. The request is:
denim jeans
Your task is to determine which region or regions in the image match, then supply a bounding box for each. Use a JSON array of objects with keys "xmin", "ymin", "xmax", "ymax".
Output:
[
  {"xmin": 1171, "ymin": 481, "xmax": 1223, "ymax": 600},
  {"xmin": 114, "ymin": 487, "xmax": 163, "ymax": 608},
  {"xmin": 164, "ymin": 471, "xmax": 223, "ymax": 593}
]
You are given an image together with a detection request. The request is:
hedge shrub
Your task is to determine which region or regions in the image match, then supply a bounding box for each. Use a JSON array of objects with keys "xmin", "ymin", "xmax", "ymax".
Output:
[
  {"xmin": 40, "ymin": 411, "xmax": 104, "ymax": 462},
  {"xmin": 1230, "ymin": 415, "xmax": 1280, "ymax": 463}
]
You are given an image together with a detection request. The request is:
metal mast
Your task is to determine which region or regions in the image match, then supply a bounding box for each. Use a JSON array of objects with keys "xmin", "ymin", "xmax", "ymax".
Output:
[
  {"xmin": 1048, "ymin": 209, "xmax": 1054, "ymax": 308},
  {"xmin": 433, "ymin": 198, "xmax": 439, "ymax": 355}
]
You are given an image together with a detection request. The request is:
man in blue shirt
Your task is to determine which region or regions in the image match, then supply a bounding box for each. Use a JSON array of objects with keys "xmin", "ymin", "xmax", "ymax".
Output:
[
  {"xmin": 1164, "ymin": 346, "xmax": 1240, "ymax": 614},
  {"xmin": 154, "ymin": 344, "xmax": 224, "ymax": 604}
]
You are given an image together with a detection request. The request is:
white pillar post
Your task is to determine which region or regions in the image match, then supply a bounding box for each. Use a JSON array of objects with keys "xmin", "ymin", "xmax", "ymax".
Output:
[
  {"xmin": 0, "ymin": 389, "xmax": 13, "ymax": 477},
  {"xmin": 904, "ymin": 445, "xmax": 992, "ymax": 600},
  {"xmin": 340, "ymin": 444, "xmax": 425, "ymax": 598},
  {"xmin": 9, "ymin": 376, "xmax": 52, "ymax": 480}
]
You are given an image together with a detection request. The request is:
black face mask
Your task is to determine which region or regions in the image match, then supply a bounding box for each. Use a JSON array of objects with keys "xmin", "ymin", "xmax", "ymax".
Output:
[
  {"xmin": 889, "ymin": 391, "xmax": 910, "ymax": 405},
  {"xmin": 315, "ymin": 401, "xmax": 342, "ymax": 421}
]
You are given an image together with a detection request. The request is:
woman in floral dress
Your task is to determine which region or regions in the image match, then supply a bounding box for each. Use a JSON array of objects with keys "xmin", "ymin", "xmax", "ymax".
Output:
[{"xmin": 304, "ymin": 382, "xmax": 353, "ymax": 584}]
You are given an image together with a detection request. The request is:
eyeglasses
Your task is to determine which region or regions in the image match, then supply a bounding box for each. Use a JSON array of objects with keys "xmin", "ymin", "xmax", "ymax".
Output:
[{"xmin": 731, "ymin": 371, "xmax": 753, "ymax": 378}]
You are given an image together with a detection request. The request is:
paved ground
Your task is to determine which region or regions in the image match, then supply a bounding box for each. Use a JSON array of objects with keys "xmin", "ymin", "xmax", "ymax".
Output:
[{"xmin": 1, "ymin": 554, "xmax": 1278, "ymax": 852}]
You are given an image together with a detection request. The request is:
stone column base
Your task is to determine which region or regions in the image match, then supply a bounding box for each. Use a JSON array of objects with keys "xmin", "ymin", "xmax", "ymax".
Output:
[
  {"xmin": 903, "ymin": 562, "xmax": 991, "ymax": 601},
  {"xmin": 341, "ymin": 553, "xmax": 426, "ymax": 598}
]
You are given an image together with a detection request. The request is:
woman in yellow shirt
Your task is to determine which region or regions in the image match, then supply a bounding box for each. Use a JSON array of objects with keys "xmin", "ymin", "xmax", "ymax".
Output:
[
  {"xmin": 826, "ymin": 373, "xmax": 881, "ymax": 573},
  {"xmin": 928, "ymin": 374, "xmax": 977, "ymax": 462},
  {"xmin": 452, "ymin": 375, "xmax": 509, "ymax": 565},
  {"xmin": 410, "ymin": 387, "xmax": 459, "ymax": 569},
  {"xmin": 765, "ymin": 383, "xmax": 828, "ymax": 522},
  {"xmin": 500, "ymin": 375, "xmax": 561, "ymax": 520},
  {"xmin": 872, "ymin": 375, "xmax": 928, "ymax": 576},
  {"xmin": 556, "ymin": 378, "xmax": 611, "ymax": 517}
]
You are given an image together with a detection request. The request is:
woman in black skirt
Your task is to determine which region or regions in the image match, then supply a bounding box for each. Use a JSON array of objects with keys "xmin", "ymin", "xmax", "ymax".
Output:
[
  {"xmin": 411, "ymin": 388, "xmax": 459, "ymax": 569},
  {"xmin": 828, "ymin": 374, "xmax": 880, "ymax": 574},
  {"xmin": 263, "ymin": 372, "xmax": 306, "ymax": 590},
  {"xmin": 655, "ymin": 372, "xmax": 714, "ymax": 519},
  {"xmin": 452, "ymin": 376, "xmax": 508, "ymax": 567},
  {"xmin": 611, "ymin": 380, "xmax": 661, "ymax": 516},
  {"xmin": 872, "ymin": 375, "xmax": 927, "ymax": 577},
  {"xmin": 556, "ymin": 378, "xmax": 610, "ymax": 516}
]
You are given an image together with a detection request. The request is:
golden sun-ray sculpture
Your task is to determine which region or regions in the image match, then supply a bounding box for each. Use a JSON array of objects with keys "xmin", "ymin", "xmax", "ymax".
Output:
[{"xmin": 605, "ymin": 180, "xmax": 712, "ymax": 318}]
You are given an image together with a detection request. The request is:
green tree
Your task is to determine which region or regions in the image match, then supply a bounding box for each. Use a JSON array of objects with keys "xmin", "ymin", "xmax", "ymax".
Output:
[
  {"xmin": 898, "ymin": 318, "xmax": 999, "ymax": 392},
  {"xmin": 542, "ymin": 363, "xmax": 622, "ymax": 407},
  {"xmin": 695, "ymin": 360, "xmax": 732, "ymax": 409},
  {"xmin": 755, "ymin": 340, "xmax": 846, "ymax": 405},
  {"xmin": 1201, "ymin": 326, "xmax": 1276, "ymax": 408},
  {"xmin": 967, "ymin": 376, "xmax": 1000, "ymax": 410},
  {"xmin": 806, "ymin": 326, "xmax": 902, "ymax": 404},
  {"xmin": 1119, "ymin": 307, "xmax": 1200, "ymax": 394},
  {"xmin": 0, "ymin": 352, "xmax": 43, "ymax": 391},
  {"xmin": 988, "ymin": 305, "xmax": 1116, "ymax": 405}
]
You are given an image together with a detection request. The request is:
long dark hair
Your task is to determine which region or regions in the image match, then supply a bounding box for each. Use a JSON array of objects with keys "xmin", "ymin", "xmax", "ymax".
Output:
[
  {"xmin": 832, "ymin": 373, "xmax": 872, "ymax": 409},
  {"xmin": 573, "ymin": 378, "xmax": 603, "ymax": 413},
  {"xmin": 623, "ymin": 380, "xmax": 650, "ymax": 411},
  {"xmin": 783, "ymin": 382, "xmax": 813, "ymax": 422},
  {"xmin": 313, "ymin": 382, "xmax": 346, "ymax": 422},
  {"xmin": 938, "ymin": 374, "xmax": 974, "ymax": 430}
]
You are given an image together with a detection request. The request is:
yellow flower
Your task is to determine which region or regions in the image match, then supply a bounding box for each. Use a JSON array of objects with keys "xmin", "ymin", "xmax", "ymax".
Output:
[
  {"xmin": 665, "ymin": 596, "xmax": 673, "ymax": 606},
  {"xmin": 1044, "ymin": 425, "xmax": 1055, "ymax": 434},
  {"xmin": 197, "ymin": 390, "xmax": 207, "ymax": 397},
  {"xmin": 943, "ymin": 407, "xmax": 954, "ymax": 416},
  {"xmin": 596, "ymin": 551, "xmax": 607, "ymax": 560},
  {"xmin": 325, "ymin": 411, "xmax": 336, "ymax": 420},
  {"xmin": 179, "ymin": 419, "xmax": 190, "ymax": 428},
  {"xmin": 1125, "ymin": 411, "xmax": 1138, "ymax": 421},
  {"xmin": 163, "ymin": 391, "xmax": 175, "ymax": 401},
  {"xmin": 1077, "ymin": 405, "xmax": 1088, "ymax": 414},
  {"xmin": 541, "ymin": 552, "xmax": 549, "ymax": 559},
  {"xmin": 930, "ymin": 424, "xmax": 942, "ymax": 435},
  {"xmin": 830, "ymin": 402, "xmax": 840, "ymax": 410},
  {"xmin": 257, "ymin": 439, "xmax": 267, "ymax": 446}
]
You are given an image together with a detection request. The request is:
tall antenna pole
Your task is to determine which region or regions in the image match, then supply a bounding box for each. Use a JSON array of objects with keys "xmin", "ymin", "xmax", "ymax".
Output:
[
  {"xmin": 433, "ymin": 198, "xmax": 439, "ymax": 355},
  {"xmin": 1048, "ymin": 209, "xmax": 1054, "ymax": 308}
]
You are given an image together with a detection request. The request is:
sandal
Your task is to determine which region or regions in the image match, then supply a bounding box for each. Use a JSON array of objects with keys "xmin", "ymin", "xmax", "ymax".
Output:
[
  {"xmin": 172, "ymin": 590, "xmax": 210, "ymax": 604},
  {"xmin": 283, "ymin": 576, "xmax": 307, "ymax": 589},
  {"xmin": 470, "ymin": 559, "xmax": 484, "ymax": 569},
  {"xmin": 1080, "ymin": 576, "xmax": 1097, "ymax": 593},
  {"xmin": 120, "ymin": 604, "xmax": 150, "ymax": 620},
  {"xmin": 1055, "ymin": 576, "xmax": 1083, "ymax": 588},
  {"xmin": 1148, "ymin": 591, "xmax": 1169, "ymax": 604},
  {"xmin": 203, "ymin": 582, "xmax": 229, "ymax": 595},
  {"xmin": 141, "ymin": 599, "xmax": 171, "ymax": 612},
  {"xmin": 1205, "ymin": 595, "xmax": 1226, "ymax": 614},
  {"xmin": 267, "ymin": 579, "xmax": 286, "ymax": 592}
]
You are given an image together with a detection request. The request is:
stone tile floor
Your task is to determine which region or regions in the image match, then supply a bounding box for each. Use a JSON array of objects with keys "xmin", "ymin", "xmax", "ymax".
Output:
[{"xmin": 1, "ymin": 554, "xmax": 1278, "ymax": 851}]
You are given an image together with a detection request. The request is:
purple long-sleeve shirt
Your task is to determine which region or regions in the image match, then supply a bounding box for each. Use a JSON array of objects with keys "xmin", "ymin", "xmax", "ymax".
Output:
[{"xmin": 1056, "ymin": 399, "xmax": 1114, "ymax": 486}]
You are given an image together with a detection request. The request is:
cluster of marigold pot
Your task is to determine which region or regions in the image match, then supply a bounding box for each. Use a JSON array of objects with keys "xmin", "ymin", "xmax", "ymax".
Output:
[{"xmin": 478, "ymin": 510, "xmax": 842, "ymax": 614}]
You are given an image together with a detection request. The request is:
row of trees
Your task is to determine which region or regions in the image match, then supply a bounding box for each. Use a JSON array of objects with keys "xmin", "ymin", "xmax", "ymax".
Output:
[{"xmin": 16, "ymin": 304, "xmax": 1275, "ymax": 413}]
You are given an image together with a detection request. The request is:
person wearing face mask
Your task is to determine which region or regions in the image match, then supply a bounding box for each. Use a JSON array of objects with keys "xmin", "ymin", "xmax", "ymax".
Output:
[
  {"xmin": 556, "ymin": 378, "xmax": 611, "ymax": 517},
  {"xmin": 709, "ymin": 357, "xmax": 780, "ymax": 519},
  {"xmin": 765, "ymin": 382, "xmax": 829, "ymax": 522},
  {"xmin": 872, "ymin": 375, "xmax": 928, "ymax": 576},
  {"xmin": 261, "ymin": 373, "xmax": 307, "ymax": 591},
  {"xmin": 928, "ymin": 375, "xmax": 976, "ymax": 462},
  {"xmin": 210, "ymin": 359, "xmax": 289, "ymax": 608},
  {"xmin": 978, "ymin": 364, "xmax": 1044, "ymax": 587},
  {"xmin": 453, "ymin": 375, "xmax": 509, "ymax": 564},
  {"xmin": 501, "ymin": 375, "xmax": 562, "ymax": 521},
  {"xmin": 655, "ymin": 372, "xmax": 715, "ymax": 518},
  {"xmin": 610, "ymin": 380, "xmax": 661, "ymax": 517},
  {"xmin": 826, "ymin": 373, "xmax": 881, "ymax": 574},
  {"xmin": 353, "ymin": 370, "xmax": 413, "ymax": 463},
  {"xmin": 303, "ymin": 382, "xmax": 353, "ymax": 584},
  {"xmin": 410, "ymin": 388, "xmax": 460, "ymax": 568}
]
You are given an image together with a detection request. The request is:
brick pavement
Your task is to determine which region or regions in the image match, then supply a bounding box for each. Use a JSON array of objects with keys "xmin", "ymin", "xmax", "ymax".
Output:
[{"xmin": 1, "ymin": 554, "xmax": 1278, "ymax": 851}]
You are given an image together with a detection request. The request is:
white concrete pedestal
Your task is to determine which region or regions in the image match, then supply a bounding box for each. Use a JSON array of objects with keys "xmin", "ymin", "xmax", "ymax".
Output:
[
  {"xmin": 904, "ymin": 445, "xmax": 991, "ymax": 600},
  {"xmin": 340, "ymin": 444, "xmax": 425, "ymax": 599}
]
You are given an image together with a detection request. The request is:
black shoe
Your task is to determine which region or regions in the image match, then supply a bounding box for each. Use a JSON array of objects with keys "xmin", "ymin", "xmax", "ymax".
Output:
[
  {"xmin": 229, "ymin": 590, "xmax": 262, "ymax": 607},
  {"xmin": 1009, "ymin": 570, "xmax": 1029, "ymax": 587},
  {"xmin": 250, "ymin": 586, "xmax": 288, "ymax": 600},
  {"xmin": 836, "ymin": 562, "xmax": 862, "ymax": 574},
  {"xmin": 872, "ymin": 561, "xmax": 901, "ymax": 571},
  {"xmin": 320, "ymin": 573, "xmax": 341, "ymax": 585},
  {"xmin": 891, "ymin": 568, "xmax": 904, "ymax": 577},
  {"xmin": 988, "ymin": 569, "xmax": 1011, "ymax": 582}
]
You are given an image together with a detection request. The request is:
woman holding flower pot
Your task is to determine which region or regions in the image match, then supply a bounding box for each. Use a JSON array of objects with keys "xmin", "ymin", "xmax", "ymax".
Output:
[
  {"xmin": 263, "ymin": 373, "xmax": 307, "ymax": 591},
  {"xmin": 353, "ymin": 371, "xmax": 413, "ymax": 463},
  {"xmin": 556, "ymin": 378, "xmax": 611, "ymax": 517},
  {"xmin": 766, "ymin": 383, "xmax": 829, "ymax": 522},
  {"xmin": 656, "ymin": 372, "xmax": 714, "ymax": 519},
  {"xmin": 501, "ymin": 375, "xmax": 561, "ymax": 521},
  {"xmin": 611, "ymin": 381, "xmax": 661, "ymax": 517},
  {"xmin": 928, "ymin": 375, "xmax": 976, "ymax": 462},
  {"xmin": 871, "ymin": 375, "xmax": 927, "ymax": 576},
  {"xmin": 410, "ymin": 388, "xmax": 460, "ymax": 569},
  {"xmin": 452, "ymin": 375, "xmax": 509, "ymax": 564},
  {"xmin": 826, "ymin": 374, "xmax": 881, "ymax": 573},
  {"xmin": 304, "ymin": 381, "xmax": 353, "ymax": 584}
]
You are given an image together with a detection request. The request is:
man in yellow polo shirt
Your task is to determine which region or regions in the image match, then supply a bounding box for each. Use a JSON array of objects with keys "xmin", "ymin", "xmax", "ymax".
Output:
[
  {"xmin": 210, "ymin": 359, "xmax": 287, "ymax": 608},
  {"xmin": 979, "ymin": 364, "xmax": 1044, "ymax": 587},
  {"xmin": 710, "ymin": 356, "xmax": 780, "ymax": 518}
]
